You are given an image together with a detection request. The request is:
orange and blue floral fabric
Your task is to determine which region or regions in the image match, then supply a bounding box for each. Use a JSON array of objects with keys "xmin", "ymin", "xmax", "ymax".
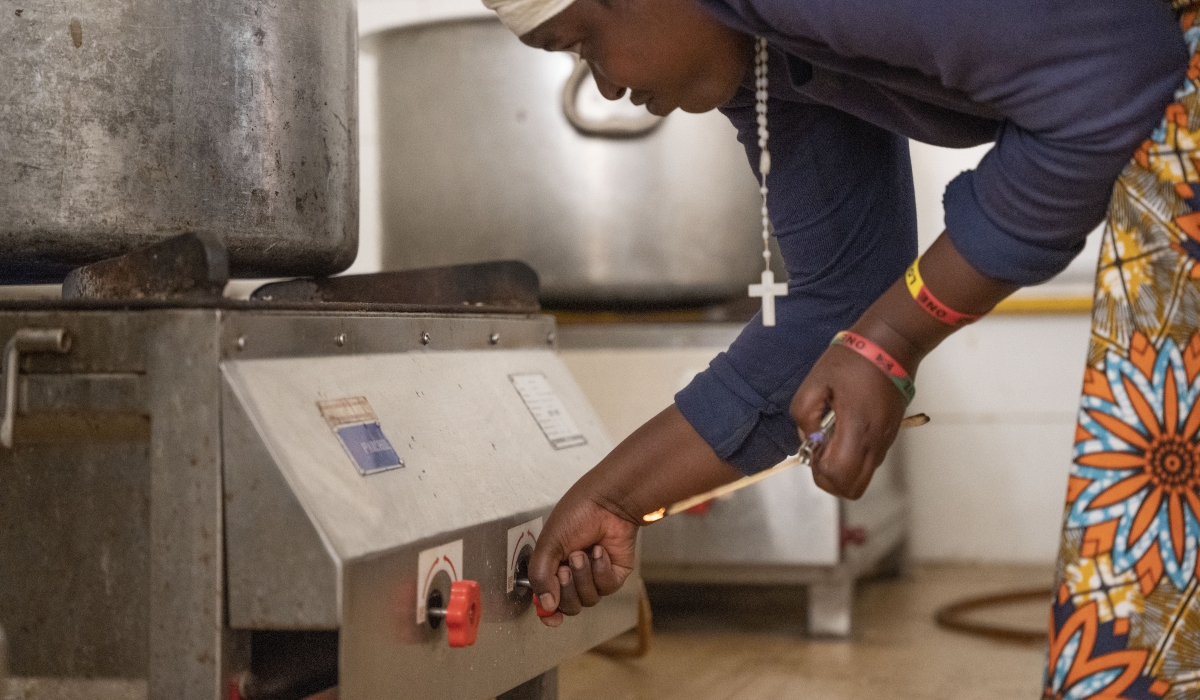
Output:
[{"xmin": 1048, "ymin": 7, "xmax": 1200, "ymax": 699}]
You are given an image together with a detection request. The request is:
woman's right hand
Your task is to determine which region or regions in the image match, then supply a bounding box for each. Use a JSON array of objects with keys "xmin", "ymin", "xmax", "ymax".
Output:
[
  {"xmin": 526, "ymin": 485, "xmax": 639, "ymax": 626},
  {"xmin": 526, "ymin": 404, "xmax": 743, "ymax": 626}
]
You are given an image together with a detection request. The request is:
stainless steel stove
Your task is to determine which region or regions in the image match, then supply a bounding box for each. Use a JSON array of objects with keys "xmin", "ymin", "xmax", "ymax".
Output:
[{"xmin": 0, "ymin": 243, "xmax": 639, "ymax": 700}]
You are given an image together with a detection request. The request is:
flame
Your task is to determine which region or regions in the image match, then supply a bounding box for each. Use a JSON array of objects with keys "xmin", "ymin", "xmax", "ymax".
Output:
[{"xmin": 642, "ymin": 508, "xmax": 666, "ymax": 523}]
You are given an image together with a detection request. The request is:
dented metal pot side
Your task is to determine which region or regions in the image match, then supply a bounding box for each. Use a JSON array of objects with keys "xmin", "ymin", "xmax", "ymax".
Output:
[{"xmin": 0, "ymin": 0, "xmax": 359, "ymax": 282}]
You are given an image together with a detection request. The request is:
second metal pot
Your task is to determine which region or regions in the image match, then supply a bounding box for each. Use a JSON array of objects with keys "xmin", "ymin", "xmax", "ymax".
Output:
[{"xmin": 375, "ymin": 18, "xmax": 764, "ymax": 308}]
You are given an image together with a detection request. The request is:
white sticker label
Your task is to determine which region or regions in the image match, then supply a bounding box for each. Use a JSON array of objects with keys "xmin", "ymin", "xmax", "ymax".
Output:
[
  {"xmin": 510, "ymin": 373, "xmax": 587, "ymax": 450},
  {"xmin": 416, "ymin": 540, "xmax": 463, "ymax": 624},
  {"xmin": 506, "ymin": 518, "xmax": 543, "ymax": 593}
]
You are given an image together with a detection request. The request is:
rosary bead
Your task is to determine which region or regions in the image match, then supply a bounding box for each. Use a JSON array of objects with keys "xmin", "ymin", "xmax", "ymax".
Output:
[{"xmin": 751, "ymin": 37, "xmax": 784, "ymax": 327}]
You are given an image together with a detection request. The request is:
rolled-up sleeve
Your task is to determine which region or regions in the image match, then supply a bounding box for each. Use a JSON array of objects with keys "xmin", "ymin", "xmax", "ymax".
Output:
[
  {"xmin": 675, "ymin": 95, "xmax": 917, "ymax": 474},
  {"xmin": 942, "ymin": 4, "xmax": 1187, "ymax": 284}
]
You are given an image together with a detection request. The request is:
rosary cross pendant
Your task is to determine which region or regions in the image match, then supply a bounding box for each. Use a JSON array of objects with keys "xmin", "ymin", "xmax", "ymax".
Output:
[{"xmin": 749, "ymin": 270, "xmax": 788, "ymax": 327}]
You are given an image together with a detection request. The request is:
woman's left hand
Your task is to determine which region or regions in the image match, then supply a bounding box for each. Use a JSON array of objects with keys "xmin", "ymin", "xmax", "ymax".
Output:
[{"xmin": 789, "ymin": 342, "xmax": 911, "ymax": 499}]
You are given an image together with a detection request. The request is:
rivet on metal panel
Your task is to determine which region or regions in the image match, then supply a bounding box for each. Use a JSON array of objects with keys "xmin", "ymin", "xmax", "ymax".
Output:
[
  {"xmin": 421, "ymin": 332, "xmax": 431, "ymax": 345},
  {"xmin": 489, "ymin": 332, "xmax": 500, "ymax": 345},
  {"xmin": 335, "ymin": 333, "xmax": 347, "ymax": 347},
  {"xmin": 236, "ymin": 336, "xmax": 247, "ymax": 351}
]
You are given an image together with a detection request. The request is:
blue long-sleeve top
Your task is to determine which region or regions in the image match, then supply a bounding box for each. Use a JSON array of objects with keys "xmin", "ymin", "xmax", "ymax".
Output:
[{"xmin": 675, "ymin": 0, "xmax": 1190, "ymax": 474}]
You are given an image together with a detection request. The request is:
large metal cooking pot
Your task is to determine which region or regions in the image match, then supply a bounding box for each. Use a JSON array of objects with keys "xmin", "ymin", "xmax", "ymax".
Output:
[
  {"xmin": 375, "ymin": 18, "xmax": 764, "ymax": 308},
  {"xmin": 0, "ymin": 0, "xmax": 358, "ymax": 283}
]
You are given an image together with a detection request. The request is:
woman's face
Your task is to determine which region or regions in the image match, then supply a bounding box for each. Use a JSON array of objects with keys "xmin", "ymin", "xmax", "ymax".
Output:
[{"xmin": 520, "ymin": 0, "xmax": 752, "ymax": 116}]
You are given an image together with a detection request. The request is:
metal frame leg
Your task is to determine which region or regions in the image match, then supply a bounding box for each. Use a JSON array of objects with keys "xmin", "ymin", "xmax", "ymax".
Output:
[
  {"xmin": 146, "ymin": 312, "xmax": 247, "ymax": 699},
  {"xmin": 496, "ymin": 668, "xmax": 558, "ymax": 700},
  {"xmin": 807, "ymin": 580, "xmax": 854, "ymax": 637}
]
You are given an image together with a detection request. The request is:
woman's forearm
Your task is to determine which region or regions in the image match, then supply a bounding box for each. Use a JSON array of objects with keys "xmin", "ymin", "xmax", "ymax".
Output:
[
  {"xmin": 850, "ymin": 233, "xmax": 1019, "ymax": 371},
  {"xmin": 572, "ymin": 405, "xmax": 742, "ymax": 524}
]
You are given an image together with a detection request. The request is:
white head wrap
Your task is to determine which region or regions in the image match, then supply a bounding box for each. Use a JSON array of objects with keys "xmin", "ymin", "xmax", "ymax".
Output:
[{"xmin": 482, "ymin": 0, "xmax": 577, "ymax": 37}]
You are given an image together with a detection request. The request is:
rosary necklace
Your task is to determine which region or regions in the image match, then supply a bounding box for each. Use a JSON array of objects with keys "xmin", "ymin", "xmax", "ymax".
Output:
[{"xmin": 746, "ymin": 37, "xmax": 788, "ymax": 327}]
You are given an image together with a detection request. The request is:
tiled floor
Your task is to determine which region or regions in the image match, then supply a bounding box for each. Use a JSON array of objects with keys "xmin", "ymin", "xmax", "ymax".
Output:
[{"xmin": 560, "ymin": 563, "xmax": 1056, "ymax": 700}]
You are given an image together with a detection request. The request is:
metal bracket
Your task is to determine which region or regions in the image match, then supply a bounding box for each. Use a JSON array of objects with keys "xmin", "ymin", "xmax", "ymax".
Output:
[
  {"xmin": 2, "ymin": 328, "xmax": 72, "ymax": 448},
  {"xmin": 61, "ymin": 232, "xmax": 229, "ymax": 301},
  {"xmin": 250, "ymin": 260, "xmax": 541, "ymax": 312}
]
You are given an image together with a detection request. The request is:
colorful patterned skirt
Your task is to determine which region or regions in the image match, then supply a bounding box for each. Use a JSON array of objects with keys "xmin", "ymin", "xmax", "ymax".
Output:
[{"xmin": 1046, "ymin": 6, "xmax": 1200, "ymax": 699}]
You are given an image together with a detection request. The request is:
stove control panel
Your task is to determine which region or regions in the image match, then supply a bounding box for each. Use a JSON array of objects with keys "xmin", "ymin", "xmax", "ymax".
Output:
[{"xmin": 220, "ymin": 318, "xmax": 641, "ymax": 699}]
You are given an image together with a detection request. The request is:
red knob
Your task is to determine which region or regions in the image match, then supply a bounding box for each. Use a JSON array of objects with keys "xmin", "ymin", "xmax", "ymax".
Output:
[
  {"xmin": 444, "ymin": 580, "xmax": 481, "ymax": 647},
  {"xmin": 532, "ymin": 593, "xmax": 556, "ymax": 618},
  {"xmin": 840, "ymin": 526, "xmax": 867, "ymax": 547}
]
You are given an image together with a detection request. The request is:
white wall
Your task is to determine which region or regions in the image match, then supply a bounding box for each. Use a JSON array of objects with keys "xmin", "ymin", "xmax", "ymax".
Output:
[
  {"xmin": 902, "ymin": 315, "xmax": 1088, "ymax": 562},
  {"xmin": 903, "ymin": 143, "xmax": 1093, "ymax": 563}
]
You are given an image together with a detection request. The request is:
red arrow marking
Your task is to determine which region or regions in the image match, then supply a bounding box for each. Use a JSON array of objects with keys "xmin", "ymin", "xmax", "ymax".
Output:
[{"xmin": 510, "ymin": 530, "xmax": 537, "ymax": 568}]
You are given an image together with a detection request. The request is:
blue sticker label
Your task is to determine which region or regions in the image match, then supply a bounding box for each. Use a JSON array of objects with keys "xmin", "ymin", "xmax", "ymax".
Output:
[
  {"xmin": 335, "ymin": 421, "xmax": 402, "ymax": 475},
  {"xmin": 317, "ymin": 396, "xmax": 404, "ymax": 476}
]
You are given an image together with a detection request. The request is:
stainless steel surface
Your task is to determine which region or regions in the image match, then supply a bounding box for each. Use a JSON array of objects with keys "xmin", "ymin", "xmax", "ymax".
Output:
[
  {"xmin": 219, "ymin": 313, "xmax": 555, "ymax": 361},
  {"xmin": 224, "ymin": 389, "xmax": 340, "ymax": 630},
  {"xmin": 223, "ymin": 337, "xmax": 640, "ymax": 697},
  {"xmin": 0, "ymin": 318, "xmax": 153, "ymax": 681},
  {"xmin": 375, "ymin": 18, "xmax": 763, "ymax": 307},
  {"xmin": 1, "ymin": 0, "xmax": 358, "ymax": 282},
  {"xmin": 497, "ymin": 669, "xmax": 558, "ymax": 700},
  {"xmin": 0, "ymin": 444, "xmax": 152, "ymax": 678},
  {"xmin": 224, "ymin": 348, "xmax": 603, "ymax": 561},
  {"xmin": 1, "ymin": 678, "xmax": 148, "ymax": 700},
  {"xmin": 806, "ymin": 580, "xmax": 855, "ymax": 637},
  {"xmin": 2, "ymin": 329, "xmax": 72, "ymax": 448},
  {"xmin": 0, "ymin": 308, "xmax": 634, "ymax": 698},
  {"xmin": 143, "ymin": 312, "xmax": 244, "ymax": 699},
  {"xmin": 19, "ymin": 374, "xmax": 145, "ymax": 416}
]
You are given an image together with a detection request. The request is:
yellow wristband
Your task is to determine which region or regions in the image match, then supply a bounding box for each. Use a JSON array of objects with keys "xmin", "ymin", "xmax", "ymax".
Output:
[{"xmin": 905, "ymin": 257, "xmax": 981, "ymax": 327}]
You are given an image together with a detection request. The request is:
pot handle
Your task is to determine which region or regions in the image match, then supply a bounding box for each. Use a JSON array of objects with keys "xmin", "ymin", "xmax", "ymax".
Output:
[{"xmin": 562, "ymin": 59, "xmax": 664, "ymax": 138}]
